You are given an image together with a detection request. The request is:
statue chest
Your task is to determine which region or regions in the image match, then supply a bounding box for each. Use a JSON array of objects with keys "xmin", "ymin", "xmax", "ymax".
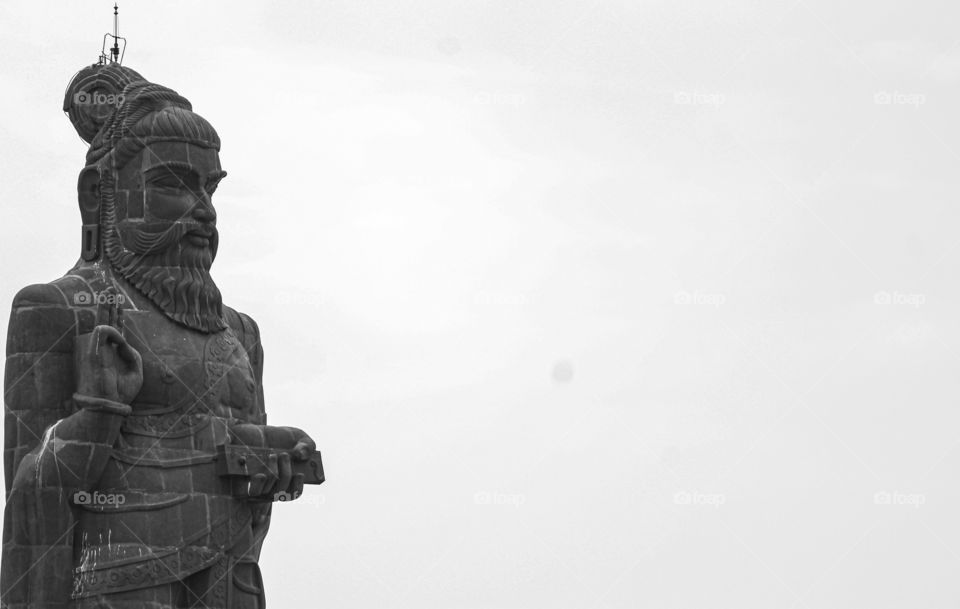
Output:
[{"xmin": 119, "ymin": 309, "xmax": 261, "ymax": 425}]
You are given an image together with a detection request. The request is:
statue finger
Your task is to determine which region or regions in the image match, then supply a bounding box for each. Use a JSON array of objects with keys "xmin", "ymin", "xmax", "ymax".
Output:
[
  {"xmin": 86, "ymin": 326, "xmax": 111, "ymax": 364},
  {"xmin": 288, "ymin": 473, "xmax": 305, "ymax": 499},
  {"xmin": 248, "ymin": 473, "xmax": 267, "ymax": 497},
  {"xmin": 115, "ymin": 337, "xmax": 141, "ymax": 370},
  {"xmin": 264, "ymin": 453, "xmax": 280, "ymax": 494},
  {"xmin": 94, "ymin": 325, "xmax": 124, "ymax": 349},
  {"xmin": 275, "ymin": 452, "xmax": 292, "ymax": 498},
  {"xmin": 292, "ymin": 440, "xmax": 313, "ymax": 461}
]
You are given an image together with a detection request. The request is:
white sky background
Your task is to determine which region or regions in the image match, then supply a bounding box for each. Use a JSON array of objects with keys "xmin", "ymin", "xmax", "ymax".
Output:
[{"xmin": 2, "ymin": 1, "xmax": 960, "ymax": 607}]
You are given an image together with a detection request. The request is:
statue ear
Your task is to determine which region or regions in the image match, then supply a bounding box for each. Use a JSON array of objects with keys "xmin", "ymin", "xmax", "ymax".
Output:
[{"xmin": 77, "ymin": 165, "xmax": 101, "ymax": 261}]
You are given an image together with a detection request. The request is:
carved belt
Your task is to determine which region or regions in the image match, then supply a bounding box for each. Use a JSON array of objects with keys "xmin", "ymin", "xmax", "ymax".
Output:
[
  {"xmin": 72, "ymin": 544, "xmax": 220, "ymax": 599},
  {"xmin": 72, "ymin": 505, "xmax": 253, "ymax": 599}
]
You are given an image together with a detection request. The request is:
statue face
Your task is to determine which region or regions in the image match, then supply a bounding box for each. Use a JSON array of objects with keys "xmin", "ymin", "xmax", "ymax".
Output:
[
  {"xmin": 113, "ymin": 141, "xmax": 226, "ymax": 256},
  {"xmin": 104, "ymin": 140, "xmax": 229, "ymax": 332}
]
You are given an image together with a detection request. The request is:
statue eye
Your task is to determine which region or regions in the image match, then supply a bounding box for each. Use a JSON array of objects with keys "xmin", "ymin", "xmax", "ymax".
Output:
[{"xmin": 148, "ymin": 174, "xmax": 187, "ymax": 190}]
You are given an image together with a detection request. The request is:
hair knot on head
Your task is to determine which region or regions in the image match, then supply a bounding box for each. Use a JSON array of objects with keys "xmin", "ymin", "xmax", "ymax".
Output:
[{"xmin": 63, "ymin": 62, "xmax": 144, "ymax": 144}]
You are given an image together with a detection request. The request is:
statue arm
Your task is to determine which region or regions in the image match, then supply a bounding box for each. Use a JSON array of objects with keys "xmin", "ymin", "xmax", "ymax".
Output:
[
  {"xmin": 2, "ymin": 281, "xmax": 142, "ymax": 608},
  {"xmin": 13, "ymin": 397, "xmax": 129, "ymax": 495},
  {"xmin": 5, "ymin": 284, "xmax": 138, "ymax": 496},
  {"xmin": 225, "ymin": 310, "xmax": 274, "ymax": 544},
  {"xmin": 5, "ymin": 283, "xmax": 77, "ymax": 495},
  {"xmin": 224, "ymin": 309, "xmax": 314, "ymax": 455},
  {"xmin": 223, "ymin": 310, "xmax": 315, "ymax": 507}
]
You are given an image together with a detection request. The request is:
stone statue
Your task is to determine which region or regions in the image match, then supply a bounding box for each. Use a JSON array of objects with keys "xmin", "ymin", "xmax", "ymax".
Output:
[{"xmin": 1, "ymin": 60, "xmax": 324, "ymax": 608}]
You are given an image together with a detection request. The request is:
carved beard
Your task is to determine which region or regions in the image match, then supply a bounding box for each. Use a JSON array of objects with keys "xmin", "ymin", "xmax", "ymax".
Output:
[{"xmin": 105, "ymin": 221, "xmax": 228, "ymax": 333}]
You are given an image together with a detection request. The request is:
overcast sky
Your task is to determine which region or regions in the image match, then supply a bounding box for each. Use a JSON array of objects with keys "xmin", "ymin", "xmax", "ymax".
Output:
[{"xmin": 2, "ymin": 1, "xmax": 960, "ymax": 607}]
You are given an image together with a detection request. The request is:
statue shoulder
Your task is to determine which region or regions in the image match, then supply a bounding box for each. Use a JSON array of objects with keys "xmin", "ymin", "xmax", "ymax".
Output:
[
  {"xmin": 223, "ymin": 306, "xmax": 263, "ymax": 368},
  {"xmin": 8, "ymin": 270, "xmax": 111, "ymax": 354},
  {"xmin": 5, "ymin": 277, "xmax": 91, "ymax": 487},
  {"xmin": 11, "ymin": 268, "xmax": 108, "ymax": 310},
  {"xmin": 11, "ymin": 282, "xmax": 69, "ymax": 309},
  {"xmin": 223, "ymin": 306, "xmax": 261, "ymax": 339}
]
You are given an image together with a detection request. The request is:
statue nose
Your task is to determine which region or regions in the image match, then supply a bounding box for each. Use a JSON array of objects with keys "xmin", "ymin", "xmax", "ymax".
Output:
[{"xmin": 192, "ymin": 194, "xmax": 216, "ymax": 222}]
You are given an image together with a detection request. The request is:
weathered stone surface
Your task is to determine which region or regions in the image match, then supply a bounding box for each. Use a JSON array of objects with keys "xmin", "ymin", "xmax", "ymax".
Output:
[{"xmin": 2, "ymin": 59, "xmax": 323, "ymax": 609}]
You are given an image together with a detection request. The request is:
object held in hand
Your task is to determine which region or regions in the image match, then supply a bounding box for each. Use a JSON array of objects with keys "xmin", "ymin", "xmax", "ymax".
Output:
[{"xmin": 215, "ymin": 443, "xmax": 325, "ymax": 492}]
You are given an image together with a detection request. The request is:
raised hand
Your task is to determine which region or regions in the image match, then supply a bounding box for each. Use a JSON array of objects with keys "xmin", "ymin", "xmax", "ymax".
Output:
[{"xmin": 75, "ymin": 325, "xmax": 143, "ymax": 404}]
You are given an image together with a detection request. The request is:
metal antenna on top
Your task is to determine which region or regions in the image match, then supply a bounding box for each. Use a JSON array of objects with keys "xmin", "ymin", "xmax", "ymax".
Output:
[{"xmin": 99, "ymin": 3, "xmax": 126, "ymax": 65}]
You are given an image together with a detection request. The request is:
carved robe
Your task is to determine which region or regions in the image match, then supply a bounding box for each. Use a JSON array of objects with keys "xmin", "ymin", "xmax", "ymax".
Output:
[{"xmin": 2, "ymin": 262, "xmax": 271, "ymax": 609}]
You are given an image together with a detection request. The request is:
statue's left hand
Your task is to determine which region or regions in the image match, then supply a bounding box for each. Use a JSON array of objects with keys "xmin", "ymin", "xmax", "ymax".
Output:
[
  {"xmin": 264, "ymin": 425, "xmax": 315, "ymax": 462},
  {"xmin": 228, "ymin": 425, "xmax": 316, "ymax": 501}
]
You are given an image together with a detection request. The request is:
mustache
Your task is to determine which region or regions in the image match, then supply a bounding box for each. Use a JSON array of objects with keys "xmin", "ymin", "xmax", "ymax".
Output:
[{"xmin": 123, "ymin": 221, "xmax": 219, "ymax": 255}]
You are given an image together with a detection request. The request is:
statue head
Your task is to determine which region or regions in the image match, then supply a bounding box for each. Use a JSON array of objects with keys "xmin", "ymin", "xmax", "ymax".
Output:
[{"xmin": 67, "ymin": 67, "xmax": 228, "ymax": 333}]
